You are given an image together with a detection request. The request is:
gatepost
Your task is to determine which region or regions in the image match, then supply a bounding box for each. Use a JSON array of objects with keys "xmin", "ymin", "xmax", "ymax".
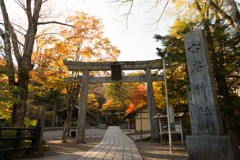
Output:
[{"xmin": 184, "ymin": 30, "xmax": 235, "ymax": 160}]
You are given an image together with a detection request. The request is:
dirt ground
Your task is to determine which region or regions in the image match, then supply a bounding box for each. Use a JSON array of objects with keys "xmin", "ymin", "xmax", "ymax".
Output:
[
  {"xmin": 42, "ymin": 129, "xmax": 189, "ymax": 160},
  {"xmin": 136, "ymin": 141, "xmax": 188, "ymax": 160}
]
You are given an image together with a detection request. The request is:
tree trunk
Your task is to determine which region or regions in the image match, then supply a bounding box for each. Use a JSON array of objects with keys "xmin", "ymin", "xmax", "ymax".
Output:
[
  {"xmin": 39, "ymin": 106, "xmax": 46, "ymax": 146},
  {"xmin": 207, "ymin": 0, "xmax": 240, "ymax": 31},
  {"xmin": 11, "ymin": 66, "xmax": 30, "ymax": 126},
  {"xmin": 52, "ymin": 97, "xmax": 57, "ymax": 127},
  {"xmin": 62, "ymin": 105, "xmax": 74, "ymax": 143},
  {"xmin": 225, "ymin": 0, "xmax": 240, "ymax": 31}
]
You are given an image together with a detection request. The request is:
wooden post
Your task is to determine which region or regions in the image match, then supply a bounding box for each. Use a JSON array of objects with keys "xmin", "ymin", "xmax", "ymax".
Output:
[
  {"xmin": 159, "ymin": 119, "xmax": 163, "ymax": 145},
  {"xmin": 52, "ymin": 99, "xmax": 57, "ymax": 127},
  {"xmin": 180, "ymin": 118, "xmax": 184, "ymax": 145},
  {"xmin": 145, "ymin": 67, "xmax": 159, "ymax": 141},
  {"xmin": 14, "ymin": 129, "xmax": 21, "ymax": 148},
  {"xmin": 39, "ymin": 106, "xmax": 45, "ymax": 146},
  {"xmin": 33, "ymin": 119, "xmax": 41, "ymax": 151},
  {"xmin": 76, "ymin": 69, "xmax": 89, "ymax": 143},
  {"xmin": 0, "ymin": 125, "xmax": 2, "ymax": 138}
]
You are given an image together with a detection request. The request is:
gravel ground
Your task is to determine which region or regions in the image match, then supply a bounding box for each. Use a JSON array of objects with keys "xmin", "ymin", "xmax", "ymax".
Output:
[
  {"xmin": 41, "ymin": 129, "xmax": 189, "ymax": 160},
  {"xmin": 135, "ymin": 141, "xmax": 188, "ymax": 160}
]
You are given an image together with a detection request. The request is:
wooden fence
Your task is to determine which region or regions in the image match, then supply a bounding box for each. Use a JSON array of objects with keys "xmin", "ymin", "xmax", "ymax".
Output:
[{"xmin": 0, "ymin": 119, "xmax": 41, "ymax": 156}]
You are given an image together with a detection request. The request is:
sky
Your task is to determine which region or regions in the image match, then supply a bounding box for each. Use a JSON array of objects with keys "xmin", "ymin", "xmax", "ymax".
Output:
[
  {"xmin": 48, "ymin": 0, "xmax": 175, "ymax": 61},
  {"xmin": 7, "ymin": 0, "xmax": 175, "ymax": 61}
]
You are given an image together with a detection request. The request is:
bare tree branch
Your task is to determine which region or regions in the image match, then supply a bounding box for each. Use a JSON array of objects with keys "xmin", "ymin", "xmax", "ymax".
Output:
[
  {"xmin": 14, "ymin": 0, "xmax": 26, "ymax": 11},
  {"xmin": 0, "ymin": 0, "xmax": 16, "ymax": 85},
  {"xmin": 123, "ymin": 0, "xmax": 134, "ymax": 25},
  {"xmin": 26, "ymin": 0, "xmax": 33, "ymax": 24},
  {"xmin": 152, "ymin": 0, "xmax": 169, "ymax": 27},
  {"xmin": 38, "ymin": 21, "xmax": 74, "ymax": 27},
  {"xmin": 35, "ymin": 32, "xmax": 62, "ymax": 39}
]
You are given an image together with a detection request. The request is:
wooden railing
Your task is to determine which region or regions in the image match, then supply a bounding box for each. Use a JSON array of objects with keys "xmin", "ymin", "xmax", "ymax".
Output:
[{"xmin": 0, "ymin": 119, "xmax": 41, "ymax": 156}]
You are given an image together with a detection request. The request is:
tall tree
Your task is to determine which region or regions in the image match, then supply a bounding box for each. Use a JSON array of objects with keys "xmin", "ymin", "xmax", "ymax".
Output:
[
  {"xmin": 30, "ymin": 11, "xmax": 120, "ymax": 142},
  {"xmin": 155, "ymin": 0, "xmax": 240, "ymax": 148},
  {"xmin": 0, "ymin": 0, "xmax": 45, "ymax": 126}
]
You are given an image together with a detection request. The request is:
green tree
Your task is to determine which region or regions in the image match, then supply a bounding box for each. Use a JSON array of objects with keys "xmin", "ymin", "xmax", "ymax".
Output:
[
  {"xmin": 103, "ymin": 82, "xmax": 130, "ymax": 111},
  {"xmin": 154, "ymin": 0, "xmax": 240, "ymax": 141},
  {"xmin": 154, "ymin": 19, "xmax": 192, "ymax": 112}
]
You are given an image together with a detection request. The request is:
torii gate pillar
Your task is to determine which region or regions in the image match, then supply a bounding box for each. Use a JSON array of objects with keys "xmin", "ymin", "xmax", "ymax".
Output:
[
  {"xmin": 76, "ymin": 69, "xmax": 89, "ymax": 143},
  {"xmin": 145, "ymin": 67, "xmax": 160, "ymax": 140}
]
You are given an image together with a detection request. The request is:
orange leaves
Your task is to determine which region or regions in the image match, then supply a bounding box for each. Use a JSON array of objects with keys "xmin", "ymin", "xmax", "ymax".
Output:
[
  {"xmin": 130, "ymin": 84, "xmax": 147, "ymax": 108},
  {"xmin": 29, "ymin": 11, "xmax": 121, "ymax": 114},
  {"xmin": 0, "ymin": 58, "xmax": 6, "ymax": 66},
  {"xmin": 59, "ymin": 12, "xmax": 119, "ymax": 62},
  {"xmin": 102, "ymin": 99, "xmax": 122, "ymax": 111},
  {"xmin": 126, "ymin": 103, "xmax": 136, "ymax": 114}
]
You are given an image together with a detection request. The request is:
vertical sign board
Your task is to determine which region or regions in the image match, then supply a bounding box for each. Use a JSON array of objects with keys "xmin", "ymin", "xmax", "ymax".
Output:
[
  {"xmin": 184, "ymin": 29, "xmax": 223, "ymax": 135},
  {"xmin": 184, "ymin": 30, "xmax": 235, "ymax": 160},
  {"xmin": 111, "ymin": 65, "xmax": 122, "ymax": 81}
]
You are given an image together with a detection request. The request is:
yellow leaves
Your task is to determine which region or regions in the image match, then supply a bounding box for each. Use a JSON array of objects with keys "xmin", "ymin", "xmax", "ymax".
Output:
[
  {"xmin": 169, "ymin": 19, "xmax": 187, "ymax": 39},
  {"xmin": 0, "ymin": 81, "xmax": 13, "ymax": 120},
  {"xmin": 54, "ymin": 42, "xmax": 70, "ymax": 55},
  {"xmin": 29, "ymin": 11, "xmax": 121, "ymax": 111},
  {"xmin": 173, "ymin": 0, "xmax": 191, "ymax": 10},
  {"xmin": 87, "ymin": 93, "xmax": 99, "ymax": 113},
  {"xmin": 30, "ymin": 71, "xmax": 42, "ymax": 84}
]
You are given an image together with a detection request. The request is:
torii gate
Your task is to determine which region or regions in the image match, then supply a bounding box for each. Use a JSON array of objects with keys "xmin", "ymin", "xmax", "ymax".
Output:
[{"xmin": 63, "ymin": 59, "xmax": 163, "ymax": 143}]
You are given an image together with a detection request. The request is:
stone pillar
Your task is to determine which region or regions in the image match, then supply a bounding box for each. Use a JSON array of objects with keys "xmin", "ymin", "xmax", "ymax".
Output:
[
  {"xmin": 145, "ymin": 67, "xmax": 159, "ymax": 141},
  {"xmin": 39, "ymin": 106, "xmax": 45, "ymax": 146},
  {"xmin": 76, "ymin": 69, "xmax": 89, "ymax": 143},
  {"xmin": 184, "ymin": 30, "xmax": 234, "ymax": 160}
]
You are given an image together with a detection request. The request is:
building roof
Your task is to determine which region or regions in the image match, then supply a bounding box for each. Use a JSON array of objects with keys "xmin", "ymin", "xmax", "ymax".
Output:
[
  {"xmin": 153, "ymin": 112, "xmax": 184, "ymax": 119},
  {"xmin": 57, "ymin": 105, "xmax": 79, "ymax": 119},
  {"xmin": 125, "ymin": 105, "xmax": 166, "ymax": 119}
]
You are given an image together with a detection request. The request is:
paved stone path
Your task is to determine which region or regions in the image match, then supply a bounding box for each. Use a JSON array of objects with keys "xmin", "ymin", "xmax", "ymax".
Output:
[
  {"xmin": 76, "ymin": 126, "xmax": 142, "ymax": 160},
  {"xmin": 35, "ymin": 126, "xmax": 142, "ymax": 160}
]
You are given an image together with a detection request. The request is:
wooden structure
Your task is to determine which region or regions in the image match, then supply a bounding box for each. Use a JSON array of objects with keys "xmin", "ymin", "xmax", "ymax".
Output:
[
  {"xmin": 63, "ymin": 59, "xmax": 163, "ymax": 142},
  {"xmin": 57, "ymin": 105, "xmax": 80, "ymax": 126},
  {"xmin": 125, "ymin": 106, "xmax": 165, "ymax": 132},
  {"xmin": 154, "ymin": 112, "xmax": 184, "ymax": 145},
  {"xmin": 0, "ymin": 119, "xmax": 41, "ymax": 156}
]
